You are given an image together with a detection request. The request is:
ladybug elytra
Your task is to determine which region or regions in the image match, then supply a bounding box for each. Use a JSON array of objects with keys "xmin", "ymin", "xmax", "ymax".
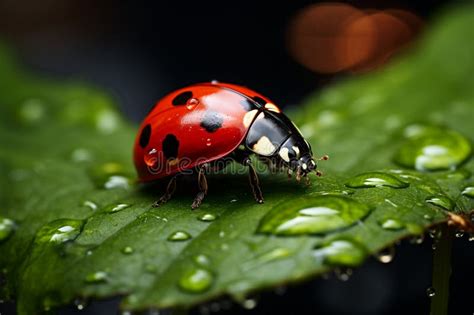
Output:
[{"xmin": 133, "ymin": 82, "xmax": 326, "ymax": 209}]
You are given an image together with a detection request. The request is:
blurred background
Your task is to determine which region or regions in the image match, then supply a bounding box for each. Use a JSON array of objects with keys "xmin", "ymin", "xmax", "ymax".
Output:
[{"xmin": 0, "ymin": 0, "xmax": 472, "ymax": 314}]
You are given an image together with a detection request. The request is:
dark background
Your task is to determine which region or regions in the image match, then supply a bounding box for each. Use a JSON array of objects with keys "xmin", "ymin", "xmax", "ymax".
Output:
[{"xmin": 0, "ymin": 1, "xmax": 472, "ymax": 314}]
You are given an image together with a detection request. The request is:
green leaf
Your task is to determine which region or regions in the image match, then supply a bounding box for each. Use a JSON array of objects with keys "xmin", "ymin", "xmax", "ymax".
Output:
[{"xmin": 1, "ymin": 6, "xmax": 474, "ymax": 314}]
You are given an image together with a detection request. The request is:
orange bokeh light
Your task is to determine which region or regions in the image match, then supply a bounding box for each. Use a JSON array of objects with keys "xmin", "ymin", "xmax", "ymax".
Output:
[{"xmin": 287, "ymin": 3, "xmax": 424, "ymax": 74}]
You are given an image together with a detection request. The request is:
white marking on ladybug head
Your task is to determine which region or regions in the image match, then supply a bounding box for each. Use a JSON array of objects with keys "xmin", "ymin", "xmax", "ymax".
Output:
[
  {"xmin": 292, "ymin": 146, "xmax": 300, "ymax": 157},
  {"xmin": 302, "ymin": 163, "xmax": 308, "ymax": 170},
  {"xmin": 264, "ymin": 103, "xmax": 280, "ymax": 113},
  {"xmin": 253, "ymin": 136, "xmax": 276, "ymax": 156},
  {"xmin": 310, "ymin": 159, "xmax": 316, "ymax": 167},
  {"xmin": 279, "ymin": 147, "xmax": 290, "ymax": 162}
]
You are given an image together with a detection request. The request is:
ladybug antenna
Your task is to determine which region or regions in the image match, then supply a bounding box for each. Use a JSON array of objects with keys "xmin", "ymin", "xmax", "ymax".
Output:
[{"xmin": 318, "ymin": 154, "xmax": 329, "ymax": 161}]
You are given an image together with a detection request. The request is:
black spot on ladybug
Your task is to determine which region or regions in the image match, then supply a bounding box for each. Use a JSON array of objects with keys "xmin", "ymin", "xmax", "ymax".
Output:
[
  {"xmin": 200, "ymin": 111, "xmax": 224, "ymax": 133},
  {"xmin": 162, "ymin": 134, "xmax": 179, "ymax": 160},
  {"xmin": 240, "ymin": 99, "xmax": 258, "ymax": 111},
  {"xmin": 172, "ymin": 91, "xmax": 193, "ymax": 106},
  {"xmin": 252, "ymin": 96, "xmax": 267, "ymax": 106},
  {"xmin": 139, "ymin": 124, "xmax": 152, "ymax": 148}
]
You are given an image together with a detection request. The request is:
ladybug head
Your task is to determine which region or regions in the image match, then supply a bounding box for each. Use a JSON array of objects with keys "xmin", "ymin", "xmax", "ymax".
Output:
[{"xmin": 278, "ymin": 134, "xmax": 317, "ymax": 180}]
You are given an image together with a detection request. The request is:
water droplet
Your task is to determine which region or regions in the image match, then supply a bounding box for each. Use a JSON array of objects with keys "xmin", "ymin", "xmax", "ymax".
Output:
[
  {"xmin": 96, "ymin": 109, "xmax": 120, "ymax": 134},
  {"xmin": 206, "ymin": 138, "xmax": 212, "ymax": 147},
  {"xmin": 35, "ymin": 219, "xmax": 83, "ymax": 244},
  {"xmin": 168, "ymin": 231, "xmax": 192, "ymax": 241},
  {"xmin": 425, "ymin": 195, "xmax": 454, "ymax": 211},
  {"xmin": 71, "ymin": 148, "xmax": 92, "ymax": 162},
  {"xmin": 455, "ymin": 231, "xmax": 464, "ymax": 238},
  {"xmin": 90, "ymin": 162, "xmax": 132, "ymax": 189},
  {"xmin": 104, "ymin": 203, "xmax": 131, "ymax": 213},
  {"xmin": 178, "ymin": 268, "xmax": 213, "ymax": 293},
  {"xmin": 144, "ymin": 148, "xmax": 159, "ymax": 168},
  {"xmin": 410, "ymin": 234, "xmax": 424, "ymax": 245},
  {"xmin": 379, "ymin": 218, "xmax": 404, "ymax": 231},
  {"xmin": 242, "ymin": 298, "xmax": 257, "ymax": 310},
  {"xmin": 186, "ymin": 98, "xmax": 199, "ymax": 110},
  {"xmin": 313, "ymin": 190, "xmax": 355, "ymax": 196},
  {"xmin": 428, "ymin": 228, "xmax": 442, "ymax": 239},
  {"xmin": 462, "ymin": 187, "xmax": 474, "ymax": 198},
  {"xmin": 194, "ymin": 254, "xmax": 211, "ymax": 267},
  {"xmin": 82, "ymin": 200, "xmax": 98, "ymax": 211},
  {"xmin": 334, "ymin": 267, "xmax": 353, "ymax": 281},
  {"xmin": 376, "ymin": 246, "xmax": 395, "ymax": 263},
  {"xmin": 104, "ymin": 175, "xmax": 130, "ymax": 190},
  {"xmin": 122, "ymin": 246, "xmax": 134, "ymax": 255},
  {"xmin": 0, "ymin": 217, "xmax": 16, "ymax": 242},
  {"xmin": 85, "ymin": 271, "xmax": 108, "ymax": 284},
  {"xmin": 74, "ymin": 298, "xmax": 86, "ymax": 310},
  {"xmin": 394, "ymin": 125, "xmax": 472, "ymax": 171},
  {"xmin": 220, "ymin": 243, "xmax": 229, "ymax": 251},
  {"xmin": 198, "ymin": 213, "xmax": 216, "ymax": 222},
  {"xmin": 426, "ymin": 287, "xmax": 436, "ymax": 297},
  {"xmin": 345, "ymin": 172, "xmax": 409, "ymax": 189},
  {"xmin": 313, "ymin": 239, "xmax": 367, "ymax": 267},
  {"xmin": 18, "ymin": 99, "xmax": 45, "ymax": 124},
  {"xmin": 258, "ymin": 196, "xmax": 371, "ymax": 235}
]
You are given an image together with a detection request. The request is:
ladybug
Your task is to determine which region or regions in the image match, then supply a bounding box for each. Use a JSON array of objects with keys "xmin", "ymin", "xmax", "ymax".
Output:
[{"xmin": 134, "ymin": 82, "xmax": 327, "ymax": 209}]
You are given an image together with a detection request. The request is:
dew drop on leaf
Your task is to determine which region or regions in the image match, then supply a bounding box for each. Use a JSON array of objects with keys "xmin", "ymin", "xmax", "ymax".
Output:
[
  {"xmin": 82, "ymin": 200, "xmax": 98, "ymax": 211},
  {"xmin": 258, "ymin": 196, "xmax": 371, "ymax": 235},
  {"xmin": 178, "ymin": 268, "xmax": 213, "ymax": 293},
  {"xmin": 394, "ymin": 125, "xmax": 472, "ymax": 171},
  {"xmin": 461, "ymin": 186, "xmax": 474, "ymax": 198},
  {"xmin": 167, "ymin": 231, "xmax": 192, "ymax": 241},
  {"xmin": 376, "ymin": 246, "xmax": 395, "ymax": 263},
  {"xmin": 122, "ymin": 246, "xmax": 134, "ymax": 255},
  {"xmin": 313, "ymin": 239, "xmax": 367, "ymax": 267},
  {"xmin": 425, "ymin": 195, "xmax": 454, "ymax": 211},
  {"xmin": 0, "ymin": 217, "xmax": 16, "ymax": 243},
  {"xmin": 345, "ymin": 172, "xmax": 409, "ymax": 189},
  {"xmin": 18, "ymin": 98, "xmax": 45, "ymax": 124},
  {"xmin": 104, "ymin": 176, "xmax": 131, "ymax": 190},
  {"xmin": 85, "ymin": 271, "xmax": 108, "ymax": 284},
  {"xmin": 198, "ymin": 213, "xmax": 217, "ymax": 222},
  {"xmin": 194, "ymin": 254, "xmax": 211, "ymax": 267},
  {"xmin": 104, "ymin": 203, "xmax": 131, "ymax": 213},
  {"xmin": 35, "ymin": 219, "xmax": 83, "ymax": 245},
  {"xmin": 379, "ymin": 218, "xmax": 405, "ymax": 230}
]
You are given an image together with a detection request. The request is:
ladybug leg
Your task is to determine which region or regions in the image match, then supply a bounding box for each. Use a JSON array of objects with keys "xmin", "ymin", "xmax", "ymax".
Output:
[
  {"xmin": 244, "ymin": 157, "xmax": 264, "ymax": 204},
  {"xmin": 153, "ymin": 175, "xmax": 178, "ymax": 207},
  {"xmin": 191, "ymin": 164, "xmax": 208, "ymax": 209}
]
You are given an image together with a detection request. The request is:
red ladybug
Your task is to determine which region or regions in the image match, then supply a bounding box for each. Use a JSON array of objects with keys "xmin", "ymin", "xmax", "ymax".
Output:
[{"xmin": 134, "ymin": 82, "xmax": 326, "ymax": 209}]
